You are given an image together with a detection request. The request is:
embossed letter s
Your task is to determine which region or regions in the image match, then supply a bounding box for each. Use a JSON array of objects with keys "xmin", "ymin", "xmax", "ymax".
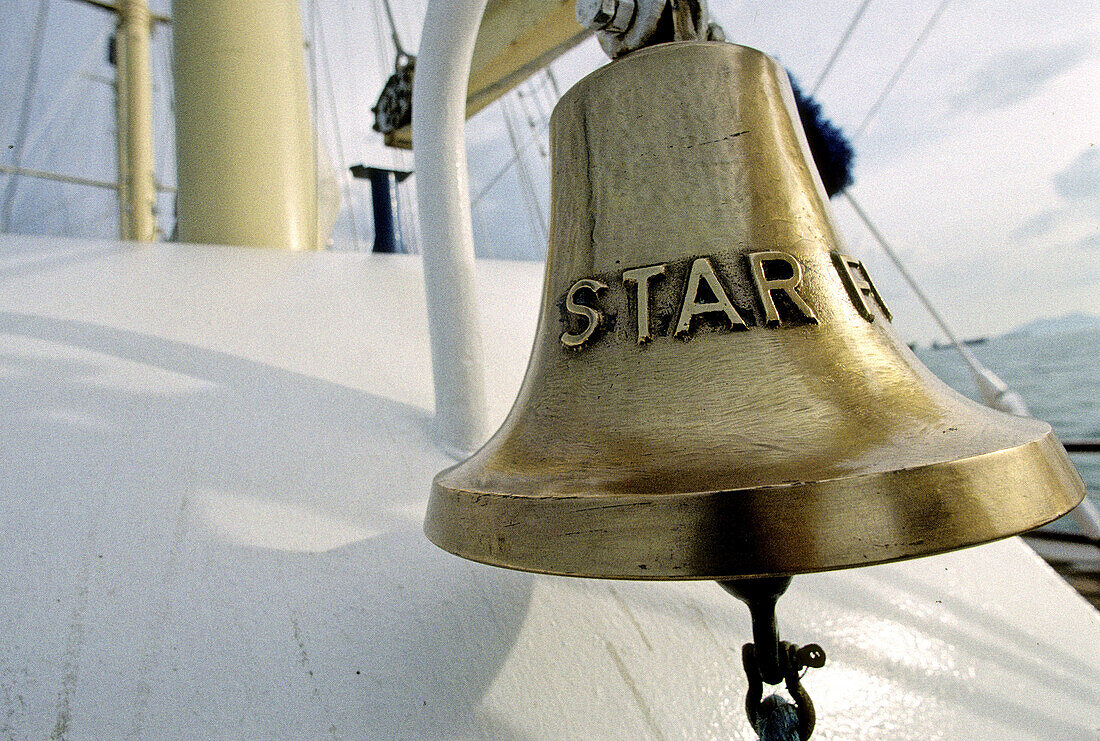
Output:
[{"xmin": 561, "ymin": 278, "xmax": 608, "ymax": 348}]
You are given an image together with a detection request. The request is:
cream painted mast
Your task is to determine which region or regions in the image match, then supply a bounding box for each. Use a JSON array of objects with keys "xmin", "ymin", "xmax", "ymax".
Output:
[
  {"xmin": 114, "ymin": 0, "xmax": 156, "ymax": 241},
  {"xmin": 20, "ymin": 0, "xmax": 584, "ymax": 249},
  {"xmin": 5, "ymin": 0, "xmax": 163, "ymax": 241},
  {"xmin": 172, "ymin": 0, "xmax": 320, "ymax": 251}
]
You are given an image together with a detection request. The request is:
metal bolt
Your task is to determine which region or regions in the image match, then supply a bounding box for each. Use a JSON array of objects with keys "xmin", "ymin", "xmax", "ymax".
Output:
[{"xmin": 575, "ymin": 0, "xmax": 636, "ymax": 34}]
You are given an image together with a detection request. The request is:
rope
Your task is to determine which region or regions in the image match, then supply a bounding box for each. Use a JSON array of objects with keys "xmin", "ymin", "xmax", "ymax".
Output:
[
  {"xmin": 756, "ymin": 696, "xmax": 801, "ymax": 741},
  {"xmin": 810, "ymin": 0, "xmax": 872, "ymax": 96},
  {"xmin": 852, "ymin": 0, "xmax": 952, "ymax": 140}
]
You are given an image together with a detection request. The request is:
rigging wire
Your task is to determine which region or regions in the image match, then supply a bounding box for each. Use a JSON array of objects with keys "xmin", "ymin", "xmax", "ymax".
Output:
[
  {"xmin": 531, "ymin": 81, "xmax": 553, "ymax": 126},
  {"xmin": 337, "ymin": 0, "xmax": 371, "ymax": 250},
  {"xmin": 17, "ymin": 28, "xmax": 110, "ymax": 173},
  {"xmin": 499, "ymin": 97, "xmax": 548, "ymax": 242},
  {"xmin": 527, "ymin": 75, "xmax": 555, "ymax": 158},
  {"xmin": 395, "ymin": 0, "xmax": 429, "ymax": 254},
  {"xmin": 378, "ymin": 0, "xmax": 410, "ymax": 58},
  {"xmin": 545, "ymin": 65, "xmax": 562, "ymax": 98},
  {"xmin": 515, "ymin": 85, "xmax": 548, "ymax": 158},
  {"xmin": 825, "ymin": 2, "xmax": 1036, "ymax": 418},
  {"xmin": 471, "ymin": 69, "xmax": 560, "ymax": 207},
  {"xmin": 365, "ymin": 0, "xmax": 392, "ymax": 250},
  {"xmin": 9, "ymin": 28, "xmax": 112, "ymax": 235},
  {"xmin": 841, "ymin": 190, "xmax": 1034, "ymax": 420},
  {"xmin": 471, "ymin": 113, "xmax": 548, "ymax": 207},
  {"xmin": 306, "ymin": 0, "xmax": 323, "ymax": 248},
  {"xmin": 397, "ymin": 172, "xmax": 420, "ymax": 253},
  {"xmin": 844, "ymin": 187, "xmax": 1100, "ymax": 548},
  {"xmin": 149, "ymin": 25, "xmax": 176, "ymax": 237},
  {"xmin": 842, "ymin": 191, "xmax": 983, "ymax": 378},
  {"xmin": 852, "ymin": 0, "xmax": 952, "ymax": 140},
  {"xmin": 836, "ymin": 0, "xmax": 978, "ymax": 372},
  {"xmin": 1, "ymin": 0, "xmax": 51, "ymax": 232},
  {"xmin": 313, "ymin": 1, "xmax": 363, "ymax": 252},
  {"xmin": 810, "ymin": 0, "xmax": 871, "ymax": 96}
]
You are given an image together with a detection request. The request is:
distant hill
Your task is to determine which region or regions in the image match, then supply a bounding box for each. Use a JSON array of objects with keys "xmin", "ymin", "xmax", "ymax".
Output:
[{"xmin": 1004, "ymin": 313, "xmax": 1100, "ymax": 337}]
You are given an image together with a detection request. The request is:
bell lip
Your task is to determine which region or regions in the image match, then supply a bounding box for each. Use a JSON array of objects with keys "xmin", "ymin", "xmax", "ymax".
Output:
[{"xmin": 423, "ymin": 430, "xmax": 1085, "ymax": 580}]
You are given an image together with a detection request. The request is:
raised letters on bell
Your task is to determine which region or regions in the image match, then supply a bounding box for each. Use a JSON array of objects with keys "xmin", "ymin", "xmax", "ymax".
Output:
[
  {"xmin": 747, "ymin": 251, "xmax": 819, "ymax": 326},
  {"xmin": 832, "ymin": 252, "xmax": 891, "ymax": 322},
  {"xmin": 560, "ymin": 277, "xmax": 607, "ymax": 348},
  {"xmin": 621, "ymin": 264, "xmax": 666, "ymax": 344},
  {"xmin": 674, "ymin": 257, "xmax": 749, "ymax": 337},
  {"xmin": 560, "ymin": 248, "xmax": 890, "ymax": 349}
]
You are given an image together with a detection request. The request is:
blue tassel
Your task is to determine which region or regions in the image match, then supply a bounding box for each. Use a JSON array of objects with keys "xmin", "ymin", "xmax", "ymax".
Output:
[{"xmin": 787, "ymin": 75, "xmax": 855, "ymax": 198}]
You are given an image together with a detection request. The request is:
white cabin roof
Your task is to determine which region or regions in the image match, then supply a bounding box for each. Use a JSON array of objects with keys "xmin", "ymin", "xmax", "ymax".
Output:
[{"xmin": 1, "ymin": 234, "xmax": 1098, "ymax": 740}]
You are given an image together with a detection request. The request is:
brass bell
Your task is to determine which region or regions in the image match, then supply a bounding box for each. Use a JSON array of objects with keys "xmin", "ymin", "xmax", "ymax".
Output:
[{"xmin": 424, "ymin": 41, "xmax": 1084, "ymax": 581}]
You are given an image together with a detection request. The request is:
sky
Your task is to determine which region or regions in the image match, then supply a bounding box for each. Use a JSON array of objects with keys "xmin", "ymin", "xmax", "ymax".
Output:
[{"xmin": 1, "ymin": 0, "xmax": 1097, "ymax": 343}]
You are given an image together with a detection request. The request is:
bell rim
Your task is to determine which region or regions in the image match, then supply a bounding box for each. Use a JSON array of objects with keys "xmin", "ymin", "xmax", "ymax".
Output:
[{"xmin": 424, "ymin": 430, "xmax": 1085, "ymax": 580}]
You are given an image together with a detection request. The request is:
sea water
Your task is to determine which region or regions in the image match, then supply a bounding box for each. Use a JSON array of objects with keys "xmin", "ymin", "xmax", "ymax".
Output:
[{"xmin": 914, "ymin": 328, "xmax": 1100, "ymax": 533}]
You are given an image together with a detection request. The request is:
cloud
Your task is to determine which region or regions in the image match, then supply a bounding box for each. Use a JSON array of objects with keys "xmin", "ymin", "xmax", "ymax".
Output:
[
  {"xmin": 1010, "ymin": 148, "xmax": 1099, "ymax": 248},
  {"xmin": 1075, "ymin": 232, "xmax": 1100, "ymax": 250},
  {"xmin": 1053, "ymin": 147, "xmax": 1100, "ymax": 204},
  {"xmin": 1010, "ymin": 209, "xmax": 1059, "ymax": 240},
  {"xmin": 952, "ymin": 41, "xmax": 1090, "ymax": 112}
]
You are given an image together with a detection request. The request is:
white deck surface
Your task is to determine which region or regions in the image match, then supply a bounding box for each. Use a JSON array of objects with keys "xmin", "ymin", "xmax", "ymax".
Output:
[{"xmin": 1, "ymin": 234, "xmax": 1098, "ymax": 740}]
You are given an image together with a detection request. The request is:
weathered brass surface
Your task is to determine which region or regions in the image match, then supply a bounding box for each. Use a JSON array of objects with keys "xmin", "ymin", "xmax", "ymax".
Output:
[{"xmin": 424, "ymin": 41, "xmax": 1085, "ymax": 579}]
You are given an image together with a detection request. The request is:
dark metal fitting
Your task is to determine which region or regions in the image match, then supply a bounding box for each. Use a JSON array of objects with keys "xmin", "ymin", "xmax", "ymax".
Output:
[{"xmin": 742, "ymin": 641, "xmax": 820, "ymax": 740}]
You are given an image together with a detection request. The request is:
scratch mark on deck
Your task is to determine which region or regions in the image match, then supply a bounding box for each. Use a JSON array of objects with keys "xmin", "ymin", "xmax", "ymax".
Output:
[
  {"xmin": 0, "ymin": 675, "xmax": 11, "ymax": 741},
  {"xmin": 49, "ymin": 592, "xmax": 87, "ymax": 740},
  {"xmin": 603, "ymin": 640, "xmax": 666, "ymax": 740},
  {"xmin": 129, "ymin": 495, "xmax": 190, "ymax": 740},
  {"xmin": 49, "ymin": 507, "xmax": 104, "ymax": 741},
  {"xmin": 606, "ymin": 586, "xmax": 652, "ymax": 652},
  {"xmin": 0, "ymin": 658, "xmax": 26, "ymax": 741},
  {"xmin": 687, "ymin": 603, "xmax": 726, "ymax": 652},
  {"xmin": 286, "ymin": 573, "xmax": 340, "ymax": 741}
]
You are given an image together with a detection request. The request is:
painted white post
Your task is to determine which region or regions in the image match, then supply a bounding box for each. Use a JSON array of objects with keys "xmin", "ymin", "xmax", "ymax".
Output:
[{"xmin": 412, "ymin": 0, "xmax": 491, "ymax": 456}]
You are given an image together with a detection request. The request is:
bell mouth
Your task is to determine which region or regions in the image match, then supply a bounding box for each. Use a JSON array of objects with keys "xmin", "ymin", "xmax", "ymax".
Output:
[
  {"xmin": 426, "ymin": 422, "xmax": 1082, "ymax": 576},
  {"xmin": 426, "ymin": 428, "xmax": 1083, "ymax": 580}
]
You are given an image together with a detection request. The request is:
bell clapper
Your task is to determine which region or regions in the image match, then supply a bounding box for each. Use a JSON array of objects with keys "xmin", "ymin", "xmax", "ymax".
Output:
[{"xmin": 720, "ymin": 578, "xmax": 826, "ymax": 740}]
